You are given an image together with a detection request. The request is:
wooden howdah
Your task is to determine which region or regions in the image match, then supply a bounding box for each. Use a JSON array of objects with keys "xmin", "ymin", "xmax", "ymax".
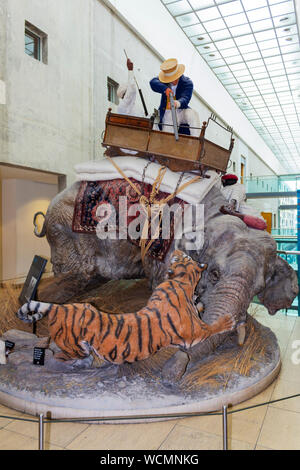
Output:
[{"xmin": 102, "ymin": 109, "xmax": 234, "ymax": 173}]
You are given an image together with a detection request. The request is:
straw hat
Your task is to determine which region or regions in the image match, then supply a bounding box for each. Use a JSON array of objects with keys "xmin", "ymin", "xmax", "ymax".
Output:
[{"xmin": 158, "ymin": 58, "xmax": 185, "ymax": 83}]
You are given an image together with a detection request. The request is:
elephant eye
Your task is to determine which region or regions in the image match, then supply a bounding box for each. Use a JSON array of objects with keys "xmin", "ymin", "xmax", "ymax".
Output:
[{"xmin": 209, "ymin": 269, "xmax": 220, "ymax": 282}]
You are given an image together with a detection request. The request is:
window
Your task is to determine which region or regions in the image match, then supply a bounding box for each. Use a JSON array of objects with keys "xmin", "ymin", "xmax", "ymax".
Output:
[
  {"xmin": 107, "ymin": 77, "xmax": 119, "ymax": 105},
  {"xmin": 25, "ymin": 29, "xmax": 40, "ymax": 59},
  {"xmin": 25, "ymin": 21, "xmax": 48, "ymax": 64}
]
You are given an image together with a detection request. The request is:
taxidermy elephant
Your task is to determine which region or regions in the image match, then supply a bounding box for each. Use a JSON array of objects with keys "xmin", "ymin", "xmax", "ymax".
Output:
[{"xmin": 35, "ymin": 175, "xmax": 298, "ymax": 374}]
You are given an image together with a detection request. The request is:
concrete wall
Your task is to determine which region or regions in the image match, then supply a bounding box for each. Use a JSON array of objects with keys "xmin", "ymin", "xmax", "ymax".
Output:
[
  {"xmin": 0, "ymin": 0, "xmax": 94, "ymax": 183},
  {"xmin": 2, "ymin": 179, "xmax": 57, "ymax": 280}
]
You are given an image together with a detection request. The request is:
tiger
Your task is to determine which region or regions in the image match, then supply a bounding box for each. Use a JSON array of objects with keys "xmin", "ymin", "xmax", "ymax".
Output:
[{"xmin": 16, "ymin": 250, "xmax": 234, "ymax": 364}]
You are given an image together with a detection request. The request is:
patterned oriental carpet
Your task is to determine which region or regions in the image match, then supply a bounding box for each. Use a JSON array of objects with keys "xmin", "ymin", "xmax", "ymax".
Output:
[{"xmin": 72, "ymin": 178, "xmax": 185, "ymax": 261}]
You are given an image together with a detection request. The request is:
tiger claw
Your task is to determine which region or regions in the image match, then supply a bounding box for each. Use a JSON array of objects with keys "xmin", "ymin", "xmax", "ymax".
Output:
[
  {"xmin": 215, "ymin": 314, "xmax": 235, "ymax": 334},
  {"xmin": 224, "ymin": 314, "xmax": 235, "ymax": 330},
  {"xmin": 199, "ymin": 263, "xmax": 207, "ymax": 271}
]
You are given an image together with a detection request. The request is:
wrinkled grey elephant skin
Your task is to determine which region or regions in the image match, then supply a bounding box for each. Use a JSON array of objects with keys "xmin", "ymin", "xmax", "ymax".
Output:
[{"xmin": 37, "ymin": 180, "xmax": 298, "ymax": 378}]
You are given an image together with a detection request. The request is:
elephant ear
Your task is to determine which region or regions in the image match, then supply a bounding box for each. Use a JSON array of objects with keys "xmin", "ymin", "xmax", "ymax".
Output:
[{"xmin": 257, "ymin": 256, "xmax": 298, "ymax": 315}]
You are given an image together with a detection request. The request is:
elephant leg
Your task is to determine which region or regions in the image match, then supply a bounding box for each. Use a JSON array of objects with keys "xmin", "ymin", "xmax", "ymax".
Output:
[
  {"xmin": 37, "ymin": 272, "xmax": 108, "ymax": 304},
  {"xmin": 161, "ymin": 349, "xmax": 190, "ymax": 384}
]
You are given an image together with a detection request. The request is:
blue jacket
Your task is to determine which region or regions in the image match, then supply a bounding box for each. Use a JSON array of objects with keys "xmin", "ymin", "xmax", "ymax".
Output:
[{"xmin": 149, "ymin": 75, "xmax": 194, "ymax": 124}]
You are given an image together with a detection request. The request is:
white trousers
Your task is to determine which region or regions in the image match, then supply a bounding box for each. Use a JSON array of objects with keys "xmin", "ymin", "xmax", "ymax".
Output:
[{"xmin": 162, "ymin": 109, "xmax": 201, "ymax": 137}]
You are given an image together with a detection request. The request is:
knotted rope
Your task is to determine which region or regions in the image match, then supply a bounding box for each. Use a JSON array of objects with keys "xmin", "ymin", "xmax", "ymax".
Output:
[{"xmin": 106, "ymin": 156, "xmax": 201, "ymax": 262}]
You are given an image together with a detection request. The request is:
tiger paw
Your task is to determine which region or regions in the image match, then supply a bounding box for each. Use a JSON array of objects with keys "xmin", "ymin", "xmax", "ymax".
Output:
[
  {"xmin": 46, "ymin": 353, "xmax": 93, "ymax": 372},
  {"xmin": 212, "ymin": 314, "xmax": 235, "ymax": 335}
]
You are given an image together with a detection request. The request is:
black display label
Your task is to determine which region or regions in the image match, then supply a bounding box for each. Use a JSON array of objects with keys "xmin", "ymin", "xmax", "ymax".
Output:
[{"xmin": 33, "ymin": 347, "xmax": 45, "ymax": 366}]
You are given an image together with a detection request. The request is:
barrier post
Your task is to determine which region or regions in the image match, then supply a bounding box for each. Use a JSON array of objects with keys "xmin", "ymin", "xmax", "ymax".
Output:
[
  {"xmin": 222, "ymin": 405, "xmax": 228, "ymax": 450},
  {"xmin": 38, "ymin": 413, "xmax": 44, "ymax": 450}
]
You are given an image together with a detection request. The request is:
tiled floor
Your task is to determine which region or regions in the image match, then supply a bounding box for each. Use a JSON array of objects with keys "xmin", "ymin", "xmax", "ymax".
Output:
[{"xmin": 0, "ymin": 305, "xmax": 300, "ymax": 450}]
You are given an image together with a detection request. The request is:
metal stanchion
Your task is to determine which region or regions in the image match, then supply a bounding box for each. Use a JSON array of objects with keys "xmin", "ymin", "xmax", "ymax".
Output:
[
  {"xmin": 39, "ymin": 413, "xmax": 44, "ymax": 450},
  {"xmin": 222, "ymin": 405, "xmax": 228, "ymax": 450}
]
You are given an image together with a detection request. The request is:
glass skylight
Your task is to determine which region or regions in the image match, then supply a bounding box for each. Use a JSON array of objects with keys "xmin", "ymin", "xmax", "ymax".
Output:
[{"xmin": 161, "ymin": 0, "xmax": 300, "ymax": 173}]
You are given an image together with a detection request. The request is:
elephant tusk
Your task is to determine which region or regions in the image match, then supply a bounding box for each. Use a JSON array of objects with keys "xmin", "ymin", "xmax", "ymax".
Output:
[{"xmin": 237, "ymin": 322, "xmax": 246, "ymax": 346}]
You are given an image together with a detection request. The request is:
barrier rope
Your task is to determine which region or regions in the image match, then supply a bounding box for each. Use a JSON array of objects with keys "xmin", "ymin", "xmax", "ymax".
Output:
[{"xmin": 1, "ymin": 391, "xmax": 300, "ymax": 423}]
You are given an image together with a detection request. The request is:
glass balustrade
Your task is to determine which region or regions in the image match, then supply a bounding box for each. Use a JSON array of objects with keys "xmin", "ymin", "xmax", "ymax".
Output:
[
  {"xmin": 245, "ymin": 174, "xmax": 300, "ymax": 195},
  {"xmin": 244, "ymin": 174, "xmax": 300, "ymax": 316}
]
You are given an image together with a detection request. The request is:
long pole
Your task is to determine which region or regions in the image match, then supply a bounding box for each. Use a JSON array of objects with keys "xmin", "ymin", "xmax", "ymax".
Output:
[
  {"xmin": 168, "ymin": 90, "xmax": 179, "ymax": 141},
  {"xmin": 123, "ymin": 49, "xmax": 148, "ymax": 117}
]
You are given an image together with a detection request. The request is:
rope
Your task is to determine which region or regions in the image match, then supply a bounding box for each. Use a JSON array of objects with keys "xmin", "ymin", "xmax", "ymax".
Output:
[{"xmin": 105, "ymin": 155, "xmax": 201, "ymax": 262}]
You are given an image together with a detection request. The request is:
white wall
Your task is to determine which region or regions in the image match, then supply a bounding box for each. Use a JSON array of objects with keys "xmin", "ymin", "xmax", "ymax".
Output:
[
  {"xmin": 2, "ymin": 179, "xmax": 57, "ymax": 280},
  {"xmin": 0, "ymin": 0, "xmax": 94, "ymax": 183}
]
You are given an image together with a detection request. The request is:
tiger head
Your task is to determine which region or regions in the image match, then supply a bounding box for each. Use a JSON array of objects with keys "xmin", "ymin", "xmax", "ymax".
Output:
[{"xmin": 167, "ymin": 250, "xmax": 207, "ymax": 285}]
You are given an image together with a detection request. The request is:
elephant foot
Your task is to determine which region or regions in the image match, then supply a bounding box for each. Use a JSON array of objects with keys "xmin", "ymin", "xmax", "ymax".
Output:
[
  {"xmin": 45, "ymin": 353, "xmax": 94, "ymax": 372},
  {"xmin": 161, "ymin": 350, "xmax": 190, "ymax": 384},
  {"xmin": 37, "ymin": 273, "xmax": 107, "ymax": 304}
]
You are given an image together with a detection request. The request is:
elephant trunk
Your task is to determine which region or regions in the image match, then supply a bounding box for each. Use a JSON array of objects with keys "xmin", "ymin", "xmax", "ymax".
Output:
[{"xmin": 201, "ymin": 275, "xmax": 252, "ymax": 346}]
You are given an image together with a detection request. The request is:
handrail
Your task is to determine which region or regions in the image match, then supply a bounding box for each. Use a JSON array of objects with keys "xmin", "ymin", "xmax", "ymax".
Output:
[{"xmin": 277, "ymin": 250, "xmax": 300, "ymax": 255}]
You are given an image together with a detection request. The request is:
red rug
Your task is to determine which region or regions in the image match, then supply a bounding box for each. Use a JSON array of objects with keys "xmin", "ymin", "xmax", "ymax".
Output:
[{"xmin": 72, "ymin": 179, "xmax": 185, "ymax": 261}]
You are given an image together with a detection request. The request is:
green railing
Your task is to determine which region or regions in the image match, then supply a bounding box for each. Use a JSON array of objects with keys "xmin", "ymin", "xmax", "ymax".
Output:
[
  {"xmin": 245, "ymin": 174, "xmax": 300, "ymax": 195},
  {"xmin": 275, "ymin": 241, "xmax": 299, "ymax": 316}
]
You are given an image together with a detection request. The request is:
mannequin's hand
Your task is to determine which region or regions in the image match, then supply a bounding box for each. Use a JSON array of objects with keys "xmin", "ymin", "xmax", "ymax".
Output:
[
  {"xmin": 127, "ymin": 58, "xmax": 133, "ymax": 70},
  {"xmin": 174, "ymin": 100, "xmax": 181, "ymax": 109},
  {"xmin": 229, "ymin": 199, "xmax": 237, "ymax": 211}
]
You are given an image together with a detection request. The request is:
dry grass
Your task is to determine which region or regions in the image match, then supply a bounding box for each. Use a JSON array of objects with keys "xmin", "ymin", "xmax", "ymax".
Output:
[
  {"xmin": 0, "ymin": 278, "xmax": 151, "ymax": 338},
  {"xmin": 0, "ymin": 283, "xmax": 49, "ymax": 337},
  {"xmin": 222, "ymin": 321, "xmax": 267, "ymax": 388},
  {"xmin": 183, "ymin": 319, "xmax": 270, "ymax": 392},
  {"xmin": 75, "ymin": 279, "xmax": 152, "ymax": 314}
]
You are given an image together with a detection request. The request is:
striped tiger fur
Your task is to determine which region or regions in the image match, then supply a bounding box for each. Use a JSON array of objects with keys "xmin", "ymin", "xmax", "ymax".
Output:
[{"xmin": 16, "ymin": 250, "xmax": 234, "ymax": 364}]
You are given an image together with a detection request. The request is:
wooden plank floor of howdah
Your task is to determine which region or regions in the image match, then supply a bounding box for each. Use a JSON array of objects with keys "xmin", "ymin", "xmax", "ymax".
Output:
[{"xmin": 0, "ymin": 279, "xmax": 280, "ymax": 421}]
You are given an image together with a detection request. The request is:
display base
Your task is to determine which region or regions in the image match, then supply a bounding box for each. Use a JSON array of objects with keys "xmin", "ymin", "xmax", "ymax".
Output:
[{"xmin": 0, "ymin": 315, "xmax": 280, "ymax": 422}]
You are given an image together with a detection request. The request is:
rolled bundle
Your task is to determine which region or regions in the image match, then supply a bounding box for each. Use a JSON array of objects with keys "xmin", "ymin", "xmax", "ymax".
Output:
[{"xmin": 220, "ymin": 205, "xmax": 267, "ymax": 231}]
